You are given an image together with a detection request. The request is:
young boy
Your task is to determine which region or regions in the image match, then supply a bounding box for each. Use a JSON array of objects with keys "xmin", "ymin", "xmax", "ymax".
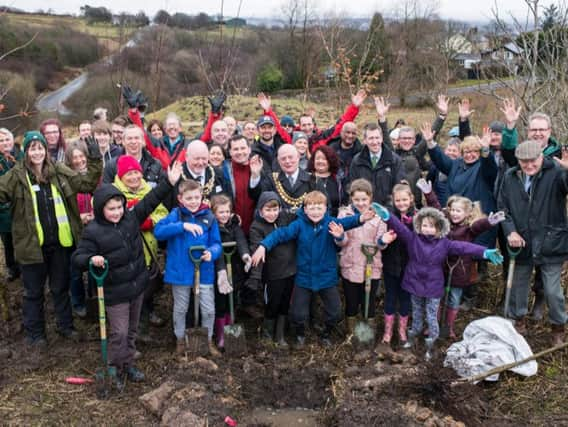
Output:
[
  {"xmin": 251, "ymin": 191, "xmax": 375, "ymax": 347},
  {"xmin": 248, "ymin": 191, "xmax": 297, "ymax": 346},
  {"xmin": 154, "ymin": 180, "xmax": 222, "ymax": 356},
  {"xmin": 72, "ymin": 162, "xmax": 181, "ymax": 390}
]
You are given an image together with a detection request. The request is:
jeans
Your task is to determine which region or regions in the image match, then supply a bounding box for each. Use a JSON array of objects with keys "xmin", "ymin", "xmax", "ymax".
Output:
[
  {"xmin": 172, "ymin": 285, "xmax": 215, "ymax": 340},
  {"xmin": 21, "ymin": 245, "xmax": 73, "ymax": 340},
  {"xmin": 289, "ymin": 286, "xmax": 341, "ymax": 336},
  {"xmin": 106, "ymin": 293, "xmax": 144, "ymax": 371},
  {"xmin": 383, "ymin": 272, "xmax": 411, "ymax": 316}
]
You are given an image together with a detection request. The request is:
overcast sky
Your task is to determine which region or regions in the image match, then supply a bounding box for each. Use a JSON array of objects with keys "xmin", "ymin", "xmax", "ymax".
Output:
[{"xmin": 6, "ymin": 0, "xmax": 557, "ymax": 22}]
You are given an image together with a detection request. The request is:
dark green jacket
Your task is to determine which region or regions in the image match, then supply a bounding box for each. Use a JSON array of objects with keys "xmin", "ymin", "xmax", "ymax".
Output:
[
  {"xmin": 0, "ymin": 156, "xmax": 102, "ymax": 264},
  {"xmin": 502, "ymin": 127, "xmax": 561, "ymax": 159},
  {"xmin": 0, "ymin": 146, "xmax": 23, "ymax": 233}
]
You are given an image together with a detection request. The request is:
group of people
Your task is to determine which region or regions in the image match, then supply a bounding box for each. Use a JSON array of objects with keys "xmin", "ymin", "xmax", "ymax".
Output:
[{"xmin": 1, "ymin": 86, "xmax": 567, "ymax": 389}]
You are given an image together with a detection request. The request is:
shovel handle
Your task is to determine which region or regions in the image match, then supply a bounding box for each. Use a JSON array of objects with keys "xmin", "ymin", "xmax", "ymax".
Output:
[
  {"xmin": 503, "ymin": 258, "xmax": 516, "ymax": 318},
  {"xmin": 189, "ymin": 245, "xmax": 206, "ymax": 265},
  {"xmin": 507, "ymin": 245, "xmax": 522, "ymax": 258},
  {"xmin": 222, "ymin": 241, "xmax": 237, "ymax": 282},
  {"xmin": 89, "ymin": 260, "xmax": 109, "ymax": 283},
  {"xmin": 229, "ymin": 290, "xmax": 235, "ymax": 324}
]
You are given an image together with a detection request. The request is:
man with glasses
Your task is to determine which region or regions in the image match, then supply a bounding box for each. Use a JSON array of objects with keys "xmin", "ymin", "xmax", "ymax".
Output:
[{"xmin": 111, "ymin": 116, "xmax": 129, "ymax": 147}]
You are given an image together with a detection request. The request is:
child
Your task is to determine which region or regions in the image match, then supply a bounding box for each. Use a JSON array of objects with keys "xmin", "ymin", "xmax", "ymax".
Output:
[
  {"xmin": 337, "ymin": 179, "xmax": 395, "ymax": 336},
  {"xmin": 154, "ymin": 180, "xmax": 222, "ymax": 356},
  {"xmin": 373, "ymin": 203, "xmax": 503, "ymax": 360},
  {"xmin": 380, "ymin": 182, "xmax": 415, "ymax": 347},
  {"xmin": 248, "ymin": 191, "xmax": 297, "ymax": 346},
  {"xmin": 72, "ymin": 162, "xmax": 181, "ymax": 389},
  {"xmin": 210, "ymin": 195, "xmax": 252, "ymax": 351},
  {"xmin": 251, "ymin": 191, "xmax": 375, "ymax": 347},
  {"xmin": 417, "ymin": 178, "xmax": 505, "ymax": 338}
]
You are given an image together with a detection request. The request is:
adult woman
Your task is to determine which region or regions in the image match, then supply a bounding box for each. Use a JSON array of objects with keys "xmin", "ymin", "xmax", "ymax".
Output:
[
  {"xmin": 293, "ymin": 132, "xmax": 310, "ymax": 171},
  {"xmin": 0, "ymin": 131, "xmax": 102, "ymax": 346},
  {"xmin": 209, "ymin": 143, "xmax": 225, "ymax": 168},
  {"xmin": 146, "ymin": 119, "xmax": 164, "ymax": 140},
  {"xmin": 308, "ymin": 145, "xmax": 341, "ymax": 217},
  {"xmin": 92, "ymin": 120, "xmax": 122, "ymax": 166},
  {"xmin": 40, "ymin": 118, "xmax": 67, "ymax": 163},
  {"xmin": 0, "ymin": 128, "xmax": 23, "ymax": 281},
  {"xmin": 64, "ymin": 141, "xmax": 96, "ymax": 318}
]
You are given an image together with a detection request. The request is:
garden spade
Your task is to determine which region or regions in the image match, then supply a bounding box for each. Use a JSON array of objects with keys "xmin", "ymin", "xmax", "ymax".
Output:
[
  {"xmin": 186, "ymin": 245, "xmax": 210, "ymax": 357},
  {"xmin": 354, "ymin": 244, "xmax": 379, "ymax": 347},
  {"xmin": 439, "ymin": 260, "xmax": 459, "ymax": 339},
  {"xmin": 222, "ymin": 242, "xmax": 247, "ymax": 356},
  {"xmin": 503, "ymin": 246, "xmax": 522, "ymax": 319}
]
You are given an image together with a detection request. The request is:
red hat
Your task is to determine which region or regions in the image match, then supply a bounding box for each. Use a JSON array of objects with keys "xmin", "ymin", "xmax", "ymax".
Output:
[{"xmin": 117, "ymin": 155, "xmax": 142, "ymax": 178}]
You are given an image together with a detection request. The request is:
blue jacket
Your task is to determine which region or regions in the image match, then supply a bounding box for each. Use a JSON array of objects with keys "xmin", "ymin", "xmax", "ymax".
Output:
[
  {"xmin": 154, "ymin": 205, "xmax": 222, "ymax": 286},
  {"xmin": 261, "ymin": 209, "xmax": 361, "ymax": 291}
]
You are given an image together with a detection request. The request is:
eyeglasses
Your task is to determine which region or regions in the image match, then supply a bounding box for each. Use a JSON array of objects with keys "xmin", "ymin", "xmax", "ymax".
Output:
[
  {"xmin": 528, "ymin": 128, "xmax": 550, "ymax": 133},
  {"xmin": 462, "ymin": 150, "xmax": 479, "ymax": 155}
]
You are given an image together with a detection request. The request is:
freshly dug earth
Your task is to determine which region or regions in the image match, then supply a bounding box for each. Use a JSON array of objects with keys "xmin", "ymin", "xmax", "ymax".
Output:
[{"xmin": 1, "ymin": 267, "xmax": 568, "ymax": 426}]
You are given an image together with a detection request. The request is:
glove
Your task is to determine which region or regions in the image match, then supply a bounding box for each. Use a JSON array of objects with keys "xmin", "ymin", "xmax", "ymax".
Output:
[
  {"xmin": 217, "ymin": 270, "xmax": 233, "ymax": 294},
  {"xmin": 416, "ymin": 178, "xmax": 432, "ymax": 194},
  {"xmin": 135, "ymin": 91, "xmax": 148, "ymax": 113},
  {"xmin": 483, "ymin": 249, "xmax": 504, "ymax": 265},
  {"xmin": 140, "ymin": 217, "xmax": 153, "ymax": 231},
  {"xmin": 208, "ymin": 91, "xmax": 226, "ymax": 114},
  {"xmin": 371, "ymin": 203, "xmax": 390, "ymax": 221},
  {"xmin": 121, "ymin": 84, "xmax": 138, "ymax": 108},
  {"xmin": 84, "ymin": 135, "xmax": 101, "ymax": 160},
  {"xmin": 488, "ymin": 211, "xmax": 506, "ymax": 226},
  {"xmin": 242, "ymin": 254, "xmax": 252, "ymax": 273}
]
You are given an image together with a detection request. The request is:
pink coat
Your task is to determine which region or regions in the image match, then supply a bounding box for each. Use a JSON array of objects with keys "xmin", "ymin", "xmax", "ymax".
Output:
[{"xmin": 338, "ymin": 207, "xmax": 387, "ymax": 283}]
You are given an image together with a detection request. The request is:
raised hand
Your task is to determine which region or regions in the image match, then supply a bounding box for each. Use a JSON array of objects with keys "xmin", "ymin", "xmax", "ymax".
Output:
[
  {"xmin": 380, "ymin": 230, "xmax": 397, "ymax": 244},
  {"xmin": 328, "ymin": 221, "xmax": 345, "ymax": 239},
  {"xmin": 84, "ymin": 135, "xmax": 101, "ymax": 159},
  {"xmin": 167, "ymin": 160, "xmax": 183, "ymax": 185},
  {"xmin": 352, "ymin": 89, "xmax": 367, "ymax": 107},
  {"xmin": 479, "ymin": 126, "xmax": 491, "ymax": 149},
  {"xmin": 419, "ymin": 122, "xmax": 435, "ymax": 142},
  {"xmin": 416, "ymin": 178, "xmax": 432, "ymax": 194},
  {"xmin": 121, "ymin": 84, "xmax": 138, "ymax": 108},
  {"xmin": 554, "ymin": 145, "xmax": 568, "ymax": 169},
  {"xmin": 208, "ymin": 91, "xmax": 226, "ymax": 114},
  {"xmin": 436, "ymin": 94, "xmax": 449, "ymax": 116},
  {"xmin": 488, "ymin": 211, "xmax": 506, "ymax": 226},
  {"xmin": 374, "ymin": 96, "xmax": 390, "ymax": 121},
  {"xmin": 249, "ymin": 155, "xmax": 263, "ymax": 178},
  {"xmin": 257, "ymin": 92, "xmax": 271, "ymax": 111},
  {"xmin": 500, "ymin": 97, "xmax": 521, "ymax": 128},
  {"xmin": 251, "ymin": 246, "xmax": 266, "ymax": 267},
  {"xmin": 458, "ymin": 98, "xmax": 475, "ymax": 121}
]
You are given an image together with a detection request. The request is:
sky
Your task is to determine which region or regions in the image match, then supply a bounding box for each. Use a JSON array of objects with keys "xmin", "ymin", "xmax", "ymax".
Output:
[{"xmin": 5, "ymin": 0, "xmax": 557, "ymax": 22}]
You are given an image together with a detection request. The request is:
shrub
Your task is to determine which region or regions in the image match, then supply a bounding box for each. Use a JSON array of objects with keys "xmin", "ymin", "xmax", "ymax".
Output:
[{"xmin": 256, "ymin": 63, "xmax": 283, "ymax": 93}]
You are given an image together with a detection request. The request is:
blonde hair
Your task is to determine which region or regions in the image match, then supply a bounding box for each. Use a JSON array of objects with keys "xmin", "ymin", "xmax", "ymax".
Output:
[
  {"xmin": 446, "ymin": 195, "xmax": 484, "ymax": 225},
  {"xmin": 210, "ymin": 194, "xmax": 232, "ymax": 212},
  {"xmin": 349, "ymin": 178, "xmax": 373, "ymax": 198},
  {"xmin": 392, "ymin": 182, "xmax": 414, "ymax": 202},
  {"xmin": 460, "ymin": 136, "xmax": 481, "ymax": 153},
  {"xmin": 304, "ymin": 191, "xmax": 327, "ymax": 206}
]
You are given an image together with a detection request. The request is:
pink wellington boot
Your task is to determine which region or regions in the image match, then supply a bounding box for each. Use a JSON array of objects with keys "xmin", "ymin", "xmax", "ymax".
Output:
[
  {"xmin": 398, "ymin": 315, "xmax": 409, "ymax": 347},
  {"xmin": 214, "ymin": 317, "xmax": 226, "ymax": 349},
  {"xmin": 445, "ymin": 308, "xmax": 459, "ymax": 340}
]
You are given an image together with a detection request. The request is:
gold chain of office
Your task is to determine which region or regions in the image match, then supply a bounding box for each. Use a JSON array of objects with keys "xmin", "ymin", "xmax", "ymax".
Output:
[
  {"xmin": 182, "ymin": 166, "xmax": 216, "ymax": 197},
  {"xmin": 272, "ymin": 172, "xmax": 305, "ymax": 209}
]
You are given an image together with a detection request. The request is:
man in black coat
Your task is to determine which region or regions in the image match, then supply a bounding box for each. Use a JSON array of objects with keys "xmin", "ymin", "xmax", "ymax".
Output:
[{"xmin": 250, "ymin": 115, "xmax": 286, "ymax": 174}]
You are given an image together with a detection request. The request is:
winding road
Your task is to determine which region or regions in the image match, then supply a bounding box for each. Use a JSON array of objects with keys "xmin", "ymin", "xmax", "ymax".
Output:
[{"xmin": 35, "ymin": 72, "xmax": 89, "ymax": 115}]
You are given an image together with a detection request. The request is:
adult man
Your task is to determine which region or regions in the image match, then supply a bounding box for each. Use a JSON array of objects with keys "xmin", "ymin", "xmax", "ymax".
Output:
[
  {"xmin": 250, "ymin": 115, "xmax": 285, "ymax": 174},
  {"xmin": 103, "ymin": 126, "xmax": 163, "ymax": 186},
  {"xmin": 328, "ymin": 121, "xmax": 362, "ymax": 203},
  {"xmin": 349, "ymin": 123, "xmax": 405, "ymax": 206},
  {"xmin": 498, "ymin": 140, "xmax": 568, "ymax": 345},
  {"xmin": 249, "ymin": 144, "xmax": 314, "ymax": 213},
  {"xmin": 223, "ymin": 116, "xmax": 238, "ymax": 136},
  {"xmin": 210, "ymin": 120, "xmax": 231, "ymax": 150},
  {"xmin": 78, "ymin": 121, "xmax": 92, "ymax": 139},
  {"xmin": 242, "ymin": 121, "xmax": 258, "ymax": 144},
  {"xmin": 111, "ymin": 116, "xmax": 128, "ymax": 146}
]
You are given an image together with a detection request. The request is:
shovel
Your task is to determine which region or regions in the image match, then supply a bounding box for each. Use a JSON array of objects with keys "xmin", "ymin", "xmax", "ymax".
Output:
[
  {"xmin": 439, "ymin": 259, "xmax": 460, "ymax": 339},
  {"xmin": 503, "ymin": 245, "xmax": 522, "ymax": 318},
  {"xmin": 89, "ymin": 260, "xmax": 114, "ymax": 399},
  {"xmin": 354, "ymin": 244, "xmax": 379, "ymax": 347},
  {"xmin": 186, "ymin": 245, "xmax": 210, "ymax": 357},
  {"xmin": 222, "ymin": 242, "xmax": 247, "ymax": 356}
]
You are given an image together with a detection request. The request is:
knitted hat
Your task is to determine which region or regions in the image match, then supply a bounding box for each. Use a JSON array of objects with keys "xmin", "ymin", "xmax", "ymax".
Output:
[
  {"xmin": 292, "ymin": 131, "xmax": 308, "ymax": 144},
  {"xmin": 117, "ymin": 155, "xmax": 142, "ymax": 178},
  {"xmin": 22, "ymin": 131, "xmax": 47, "ymax": 151},
  {"xmin": 280, "ymin": 115, "xmax": 295, "ymax": 127},
  {"xmin": 489, "ymin": 121, "xmax": 505, "ymax": 133},
  {"xmin": 515, "ymin": 140, "xmax": 542, "ymax": 160}
]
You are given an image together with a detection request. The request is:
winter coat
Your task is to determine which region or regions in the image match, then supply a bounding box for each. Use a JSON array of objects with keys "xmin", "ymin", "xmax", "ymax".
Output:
[
  {"xmin": 249, "ymin": 168, "xmax": 314, "ymax": 213},
  {"xmin": 217, "ymin": 215, "xmax": 250, "ymax": 285},
  {"xmin": 337, "ymin": 206, "xmax": 387, "ymax": 283},
  {"xmin": 154, "ymin": 205, "xmax": 222, "ymax": 286},
  {"xmin": 501, "ymin": 127, "xmax": 561, "ymax": 160},
  {"xmin": 72, "ymin": 179, "xmax": 172, "ymax": 305},
  {"xmin": 261, "ymin": 209, "xmax": 362, "ymax": 291},
  {"xmin": 348, "ymin": 145, "xmax": 406, "ymax": 207},
  {"xmin": 329, "ymin": 137, "xmax": 362, "ymax": 204},
  {"xmin": 103, "ymin": 149, "xmax": 164, "ymax": 187},
  {"xmin": 386, "ymin": 207, "xmax": 486, "ymax": 298},
  {"xmin": 113, "ymin": 176, "xmax": 169, "ymax": 266},
  {"xmin": 0, "ymin": 155, "xmax": 102, "ymax": 265},
  {"xmin": 0, "ymin": 146, "xmax": 23, "ymax": 233},
  {"xmin": 171, "ymin": 164, "xmax": 228, "ymax": 209},
  {"xmin": 381, "ymin": 208, "xmax": 415, "ymax": 277},
  {"xmin": 251, "ymin": 138, "xmax": 286, "ymax": 175},
  {"xmin": 498, "ymin": 157, "xmax": 568, "ymax": 265},
  {"xmin": 248, "ymin": 192, "xmax": 297, "ymax": 282},
  {"xmin": 424, "ymin": 191, "xmax": 493, "ymax": 287},
  {"xmin": 309, "ymin": 103, "xmax": 360, "ymax": 153}
]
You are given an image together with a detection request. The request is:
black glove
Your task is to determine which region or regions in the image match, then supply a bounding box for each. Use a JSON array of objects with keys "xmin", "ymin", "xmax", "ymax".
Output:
[
  {"xmin": 84, "ymin": 136, "xmax": 102, "ymax": 160},
  {"xmin": 121, "ymin": 84, "xmax": 138, "ymax": 108},
  {"xmin": 136, "ymin": 91, "xmax": 149, "ymax": 113},
  {"xmin": 207, "ymin": 91, "xmax": 226, "ymax": 114}
]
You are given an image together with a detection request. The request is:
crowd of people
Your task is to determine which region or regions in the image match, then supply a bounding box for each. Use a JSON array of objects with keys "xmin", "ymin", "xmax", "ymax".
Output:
[{"xmin": 1, "ymin": 86, "xmax": 567, "ymax": 390}]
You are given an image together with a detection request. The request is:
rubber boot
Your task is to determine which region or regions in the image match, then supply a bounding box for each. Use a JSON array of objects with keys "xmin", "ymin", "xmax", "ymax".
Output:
[
  {"xmin": 345, "ymin": 316, "xmax": 357, "ymax": 336},
  {"xmin": 138, "ymin": 311, "xmax": 152, "ymax": 344},
  {"xmin": 381, "ymin": 314, "xmax": 395, "ymax": 344},
  {"xmin": 176, "ymin": 338, "xmax": 185, "ymax": 355},
  {"xmin": 320, "ymin": 325, "xmax": 333, "ymax": 347},
  {"xmin": 530, "ymin": 290, "xmax": 545, "ymax": 321},
  {"xmin": 424, "ymin": 337, "xmax": 435, "ymax": 361},
  {"xmin": 446, "ymin": 308, "xmax": 459, "ymax": 340},
  {"xmin": 551, "ymin": 324, "xmax": 565, "ymax": 346},
  {"xmin": 214, "ymin": 317, "xmax": 226, "ymax": 349},
  {"xmin": 398, "ymin": 315, "xmax": 409, "ymax": 347},
  {"xmin": 262, "ymin": 318, "xmax": 275, "ymax": 341},
  {"xmin": 224, "ymin": 312, "xmax": 232, "ymax": 326},
  {"xmin": 275, "ymin": 315, "xmax": 288, "ymax": 347},
  {"xmin": 403, "ymin": 329, "xmax": 417, "ymax": 350}
]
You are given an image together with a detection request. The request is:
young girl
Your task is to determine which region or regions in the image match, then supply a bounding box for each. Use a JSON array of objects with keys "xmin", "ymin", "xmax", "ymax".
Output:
[
  {"xmin": 210, "ymin": 195, "xmax": 252, "ymax": 351},
  {"xmin": 373, "ymin": 204, "xmax": 503, "ymax": 360},
  {"xmin": 417, "ymin": 178, "xmax": 504, "ymax": 338},
  {"xmin": 379, "ymin": 183, "xmax": 415, "ymax": 348},
  {"xmin": 337, "ymin": 179, "xmax": 395, "ymax": 337}
]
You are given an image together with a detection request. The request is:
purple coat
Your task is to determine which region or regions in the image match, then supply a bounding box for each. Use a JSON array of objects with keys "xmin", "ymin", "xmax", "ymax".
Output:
[{"xmin": 387, "ymin": 212, "xmax": 486, "ymax": 298}]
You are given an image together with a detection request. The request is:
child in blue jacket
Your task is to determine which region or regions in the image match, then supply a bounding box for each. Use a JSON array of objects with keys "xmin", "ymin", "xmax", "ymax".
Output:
[
  {"xmin": 154, "ymin": 180, "xmax": 222, "ymax": 356},
  {"xmin": 251, "ymin": 190, "xmax": 375, "ymax": 347}
]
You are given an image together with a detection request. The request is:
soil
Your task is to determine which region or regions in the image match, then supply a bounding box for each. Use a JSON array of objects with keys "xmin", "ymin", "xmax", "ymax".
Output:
[{"xmin": 1, "ymin": 267, "xmax": 568, "ymax": 426}]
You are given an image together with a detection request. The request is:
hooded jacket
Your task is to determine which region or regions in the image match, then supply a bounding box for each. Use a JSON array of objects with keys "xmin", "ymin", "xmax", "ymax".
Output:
[
  {"xmin": 386, "ymin": 207, "xmax": 486, "ymax": 298},
  {"xmin": 248, "ymin": 191, "xmax": 297, "ymax": 282},
  {"xmin": 72, "ymin": 179, "xmax": 172, "ymax": 305},
  {"xmin": 154, "ymin": 205, "xmax": 222, "ymax": 287},
  {"xmin": 261, "ymin": 207, "xmax": 362, "ymax": 291}
]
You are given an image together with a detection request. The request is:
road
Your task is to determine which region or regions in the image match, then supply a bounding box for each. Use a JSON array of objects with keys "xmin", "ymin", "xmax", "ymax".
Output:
[{"xmin": 35, "ymin": 72, "xmax": 88, "ymax": 116}]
